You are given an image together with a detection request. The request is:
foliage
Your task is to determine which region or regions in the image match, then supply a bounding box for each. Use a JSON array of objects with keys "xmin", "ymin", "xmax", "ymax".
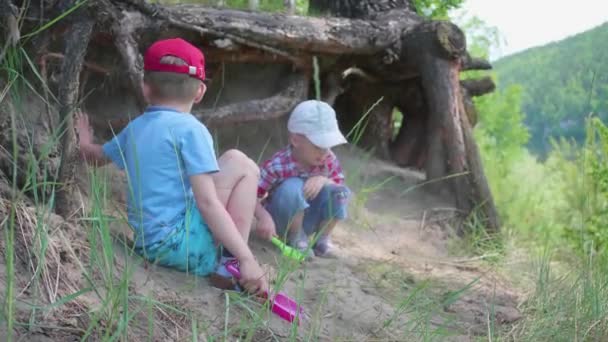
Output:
[
  {"xmin": 555, "ymin": 118, "xmax": 608, "ymax": 254},
  {"xmin": 157, "ymin": 0, "xmax": 309, "ymax": 14},
  {"xmin": 509, "ymin": 120, "xmax": 608, "ymax": 341},
  {"xmin": 474, "ymin": 85, "xmax": 530, "ymax": 162},
  {"xmin": 460, "ymin": 10, "xmax": 608, "ymax": 341},
  {"xmin": 413, "ymin": 0, "xmax": 464, "ymax": 19},
  {"xmin": 158, "ymin": 0, "xmax": 466, "ymax": 18},
  {"xmin": 473, "ymin": 84, "xmax": 535, "ymax": 231},
  {"xmin": 493, "ymin": 22, "xmax": 608, "ymax": 156},
  {"xmin": 453, "ymin": 13, "xmax": 501, "ymax": 59}
]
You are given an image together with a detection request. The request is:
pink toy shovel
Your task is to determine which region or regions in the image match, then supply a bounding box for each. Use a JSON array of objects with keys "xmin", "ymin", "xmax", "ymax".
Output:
[{"xmin": 225, "ymin": 260, "xmax": 304, "ymax": 324}]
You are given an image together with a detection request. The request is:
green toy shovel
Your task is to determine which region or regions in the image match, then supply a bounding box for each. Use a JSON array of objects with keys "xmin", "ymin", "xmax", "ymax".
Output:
[{"xmin": 271, "ymin": 237, "xmax": 306, "ymax": 262}]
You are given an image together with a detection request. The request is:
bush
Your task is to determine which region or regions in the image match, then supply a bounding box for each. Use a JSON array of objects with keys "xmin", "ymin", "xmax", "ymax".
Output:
[{"xmin": 558, "ymin": 118, "xmax": 608, "ymax": 254}]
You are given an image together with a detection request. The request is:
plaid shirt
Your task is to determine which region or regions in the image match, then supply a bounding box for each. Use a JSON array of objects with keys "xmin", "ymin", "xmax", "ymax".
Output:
[{"xmin": 258, "ymin": 145, "xmax": 345, "ymax": 198}]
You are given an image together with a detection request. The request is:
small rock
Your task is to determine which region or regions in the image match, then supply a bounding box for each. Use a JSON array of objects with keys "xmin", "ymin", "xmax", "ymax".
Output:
[{"xmin": 495, "ymin": 305, "xmax": 522, "ymax": 323}]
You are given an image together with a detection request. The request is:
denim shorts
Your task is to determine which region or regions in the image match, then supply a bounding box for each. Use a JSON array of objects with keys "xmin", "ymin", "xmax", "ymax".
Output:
[
  {"xmin": 134, "ymin": 203, "xmax": 218, "ymax": 276},
  {"xmin": 264, "ymin": 177, "xmax": 350, "ymax": 238}
]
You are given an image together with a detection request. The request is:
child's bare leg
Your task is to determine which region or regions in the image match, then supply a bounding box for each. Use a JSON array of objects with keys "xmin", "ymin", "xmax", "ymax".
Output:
[
  {"xmin": 211, "ymin": 149, "xmax": 259, "ymax": 241},
  {"xmin": 209, "ymin": 150, "xmax": 260, "ymax": 287}
]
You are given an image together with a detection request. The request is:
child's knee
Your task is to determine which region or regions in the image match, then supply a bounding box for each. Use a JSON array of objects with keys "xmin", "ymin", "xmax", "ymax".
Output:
[
  {"xmin": 220, "ymin": 149, "xmax": 260, "ymax": 178},
  {"xmin": 272, "ymin": 178, "xmax": 307, "ymax": 209},
  {"xmin": 320, "ymin": 184, "xmax": 350, "ymax": 202},
  {"xmin": 266, "ymin": 178, "xmax": 308, "ymax": 234},
  {"xmin": 320, "ymin": 185, "xmax": 350, "ymax": 219}
]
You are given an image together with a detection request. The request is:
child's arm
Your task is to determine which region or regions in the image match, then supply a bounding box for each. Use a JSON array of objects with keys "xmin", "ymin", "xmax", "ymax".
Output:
[
  {"xmin": 75, "ymin": 112, "xmax": 110, "ymax": 166},
  {"xmin": 303, "ymin": 152, "xmax": 344, "ymax": 199},
  {"xmin": 190, "ymin": 173, "xmax": 268, "ymax": 295},
  {"xmin": 253, "ymin": 160, "xmax": 278, "ymax": 240}
]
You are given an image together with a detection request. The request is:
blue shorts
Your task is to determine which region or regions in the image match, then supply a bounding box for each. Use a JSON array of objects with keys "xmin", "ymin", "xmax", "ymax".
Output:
[
  {"xmin": 134, "ymin": 203, "xmax": 218, "ymax": 276},
  {"xmin": 264, "ymin": 177, "xmax": 350, "ymax": 237}
]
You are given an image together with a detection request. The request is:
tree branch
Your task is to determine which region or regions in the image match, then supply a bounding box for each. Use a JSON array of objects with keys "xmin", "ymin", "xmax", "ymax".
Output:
[
  {"xmin": 118, "ymin": 0, "xmax": 420, "ymax": 55},
  {"xmin": 194, "ymin": 73, "xmax": 308, "ymax": 125},
  {"xmin": 460, "ymin": 76, "xmax": 495, "ymax": 97},
  {"xmin": 461, "ymin": 53, "xmax": 492, "ymax": 71}
]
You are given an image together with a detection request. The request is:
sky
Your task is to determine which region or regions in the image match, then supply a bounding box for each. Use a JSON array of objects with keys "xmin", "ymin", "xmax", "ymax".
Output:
[{"xmin": 456, "ymin": 0, "xmax": 608, "ymax": 60}]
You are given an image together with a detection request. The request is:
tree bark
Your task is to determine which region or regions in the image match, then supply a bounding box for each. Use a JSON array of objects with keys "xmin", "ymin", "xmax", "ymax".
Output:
[
  {"xmin": 196, "ymin": 72, "xmax": 309, "ymax": 124},
  {"xmin": 122, "ymin": 0, "xmax": 421, "ymax": 55},
  {"xmin": 381, "ymin": 20, "xmax": 500, "ymax": 231},
  {"xmin": 336, "ymin": 88, "xmax": 394, "ymax": 159},
  {"xmin": 460, "ymin": 101, "xmax": 501, "ymax": 231},
  {"xmin": 420, "ymin": 58, "xmax": 469, "ymax": 205},
  {"xmin": 55, "ymin": 15, "xmax": 94, "ymax": 218},
  {"xmin": 461, "ymin": 77, "xmax": 495, "ymax": 97},
  {"xmin": 391, "ymin": 83, "xmax": 429, "ymax": 169},
  {"xmin": 461, "ymin": 53, "xmax": 492, "ymax": 71}
]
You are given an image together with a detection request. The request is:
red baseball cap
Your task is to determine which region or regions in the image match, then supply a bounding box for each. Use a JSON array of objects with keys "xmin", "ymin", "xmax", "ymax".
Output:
[{"xmin": 143, "ymin": 38, "xmax": 206, "ymax": 81}]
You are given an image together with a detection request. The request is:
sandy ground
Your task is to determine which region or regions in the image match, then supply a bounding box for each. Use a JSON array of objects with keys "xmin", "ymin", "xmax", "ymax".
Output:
[
  {"xmin": 94, "ymin": 148, "xmax": 522, "ymax": 341},
  {"xmin": 0, "ymin": 136, "xmax": 522, "ymax": 341}
]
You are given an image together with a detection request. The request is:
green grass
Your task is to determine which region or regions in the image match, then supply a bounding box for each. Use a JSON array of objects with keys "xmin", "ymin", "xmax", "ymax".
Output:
[
  {"xmin": 447, "ymin": 209, "xmax": 505, "ymax": 264},
  {"xmin": 476, "ymin": 106, "xmax": 608, "ymax": 339},
  {"xmin": 353, "ymin": 260, "xmax": 474, "ymax": 341},
  {"xmin": 503, "ymin": 251, "xmax": 608, "ymax": 341}
]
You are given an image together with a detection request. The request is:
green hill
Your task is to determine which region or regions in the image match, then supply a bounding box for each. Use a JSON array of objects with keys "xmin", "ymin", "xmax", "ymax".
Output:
[{"xmin": 493, "ymin": 22, "xmax": 608, "ymax": 155}]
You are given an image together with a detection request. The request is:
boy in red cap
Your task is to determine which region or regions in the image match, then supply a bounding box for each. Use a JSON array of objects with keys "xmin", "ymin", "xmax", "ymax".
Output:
[{"xmin": 75, "ymin": 38, "xmax": 268, "ymax": 295}]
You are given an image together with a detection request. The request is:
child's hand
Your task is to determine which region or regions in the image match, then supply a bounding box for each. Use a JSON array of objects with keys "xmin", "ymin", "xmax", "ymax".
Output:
[
  {"xmin": 75, "ymin": 110, "xmax": 93, "ymax": 146},
  {"xmin": 238, "ymin": 258, "xmax": 269, "ymax": 296},
  {"xmin": 303, "ymin": 176, "xmax": 330, "ymax": 199},
  {"xmin": 256, "ymin": 215, "xmax": 276, "ymax": 241}
]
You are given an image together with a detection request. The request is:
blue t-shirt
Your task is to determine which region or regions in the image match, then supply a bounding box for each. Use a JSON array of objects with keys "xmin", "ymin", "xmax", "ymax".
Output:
[{"xmin": 103, "ymin": 106, "xmax": 219, "ymax": 248}]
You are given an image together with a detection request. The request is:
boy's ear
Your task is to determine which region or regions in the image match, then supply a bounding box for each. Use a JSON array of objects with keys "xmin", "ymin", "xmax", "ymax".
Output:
[
  {"xmin": 288, "ymin": 133, "xmax": 299, "ymax": 147},
  {"xmin": 142, "ymin": 82, "xmax": 152, "ymax": 104},
  {"xmin": 193, "ymin": 82, "xmax": 206, "ymax": 104}
]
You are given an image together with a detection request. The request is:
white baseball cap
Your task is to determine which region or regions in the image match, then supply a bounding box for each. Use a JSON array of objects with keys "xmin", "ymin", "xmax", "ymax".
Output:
[{"xmin": 287, "ymin": 100, "xmax": 348, "ymax": 149}]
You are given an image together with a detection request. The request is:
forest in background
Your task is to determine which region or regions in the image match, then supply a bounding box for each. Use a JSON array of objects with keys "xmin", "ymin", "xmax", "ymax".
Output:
[
  {"xmin": 493, "ymin": 22, "xmax": 608, "ymax": 156},
  {"xmin": 457, "ymin": 10, "xmax": 608, "ymax": 339}
]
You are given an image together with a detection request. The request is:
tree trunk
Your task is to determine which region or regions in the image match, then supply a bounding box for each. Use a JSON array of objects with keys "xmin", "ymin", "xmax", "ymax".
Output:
[
  {"xmin": 55, "ymin": 14, "xmax": 94, "ymax": 218},
  {"xmin": 391, "ymin": 83, "xmax": 429, "ymax": 169},
  {"xmin": 334, "ymin": 79, "xmax": 394, "ymax": 158},
  {"xmin": 460, "ymin": 100, "xmax": 501, "ymax": 231},
  {"xmin": 397, "ymin": 22, "xmax": 500, "ymax": 231}
]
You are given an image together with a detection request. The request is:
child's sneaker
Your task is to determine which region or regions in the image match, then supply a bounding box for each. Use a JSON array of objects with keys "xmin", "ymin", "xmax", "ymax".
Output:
[
  {"xmin": 313, "ymin": 236, "xmax": 336, "ymax": 258},
  {"xmin": 288, "ymin": 234, "xmax": 314, "ymax": 259}
]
